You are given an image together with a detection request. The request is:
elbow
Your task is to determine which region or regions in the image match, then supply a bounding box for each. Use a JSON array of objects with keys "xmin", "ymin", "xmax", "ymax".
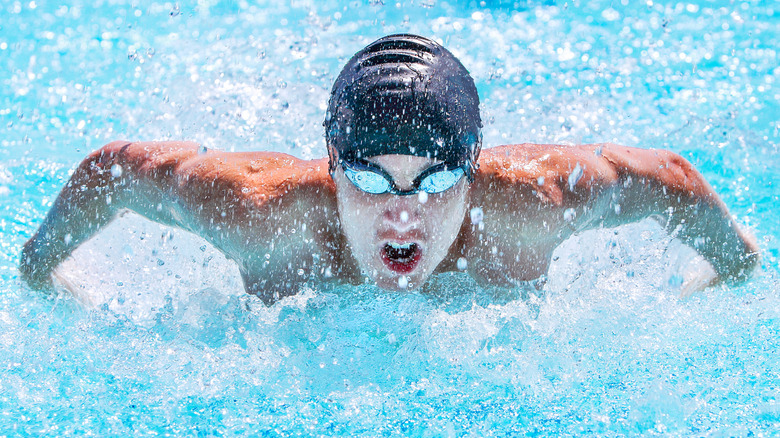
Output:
[
  {"xmin": 661, "ymin": 150, "xmax": 695, "ymax": 175},
  {"xmin": 70, "ymin": 141, "xmax": 134, "ymax": 190},
  {"xmin": 87, "ymin": 141, "xmax": 133, "ymax": 164},
  {"xmin": 657, "ymin": 150, "xmax": 714, "ymax": 201}
]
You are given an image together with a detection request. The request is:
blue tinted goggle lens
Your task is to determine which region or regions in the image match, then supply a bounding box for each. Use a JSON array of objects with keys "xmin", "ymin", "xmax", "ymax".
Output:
[{"xmin": 342, "ymin": 161, "xmax": 465, "ymax": 195}]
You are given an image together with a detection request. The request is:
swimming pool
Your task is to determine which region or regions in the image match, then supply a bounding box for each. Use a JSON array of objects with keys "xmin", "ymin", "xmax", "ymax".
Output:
[{"xmin": 2, "ymin": 0, "xmax": 778, "ymax": 435}]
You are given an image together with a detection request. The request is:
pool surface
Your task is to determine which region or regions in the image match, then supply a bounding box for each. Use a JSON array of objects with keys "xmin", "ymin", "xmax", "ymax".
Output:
[{"xmin": 2, "ymin": 0, "xmax": 779, "ymax": 435}]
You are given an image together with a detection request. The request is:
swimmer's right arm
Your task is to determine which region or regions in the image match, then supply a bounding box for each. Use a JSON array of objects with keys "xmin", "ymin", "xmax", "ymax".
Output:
[
  {"xmin": 20, "ymin": 140, "xmax": 336, "ymax": 293},
  {"xmin": 19, "ymin": 141, "xmax": 210, "ymax": 290}
]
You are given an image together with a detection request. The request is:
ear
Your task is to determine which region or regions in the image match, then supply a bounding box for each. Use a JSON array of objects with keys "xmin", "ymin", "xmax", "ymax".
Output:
[{"xmin": 327, "ymin": 146, "xmax": 339, "ymax": 177}]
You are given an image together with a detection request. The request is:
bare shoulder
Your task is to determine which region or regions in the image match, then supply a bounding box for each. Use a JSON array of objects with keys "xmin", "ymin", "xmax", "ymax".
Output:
[
  {"xmin": 174, "ymin": 148, "xmax": 335, "ymax": 210},
  {"xmin": 101, "ymin": 140, "xmax": 336, "ymax": 210},
  {"xmin": 474, "ymin": 143, "xmax": 621, "ymax": 206}
]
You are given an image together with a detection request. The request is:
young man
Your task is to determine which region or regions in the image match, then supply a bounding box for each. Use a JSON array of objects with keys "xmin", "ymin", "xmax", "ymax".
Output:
[{"xmin": 20, "ymin": 34, "xmax": 759, "ymax": 304}]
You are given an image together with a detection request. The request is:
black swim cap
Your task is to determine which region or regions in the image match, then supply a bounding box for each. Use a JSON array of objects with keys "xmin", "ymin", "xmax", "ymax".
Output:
[{"xmin": 325, "ymin": 34, "xmax": 482, "ymax": 179}]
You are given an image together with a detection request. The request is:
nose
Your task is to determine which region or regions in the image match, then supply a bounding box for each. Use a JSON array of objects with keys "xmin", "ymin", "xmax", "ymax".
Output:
[{"xmin": 382, "ymin": 195, "xmax": 421, "ymax": 230}]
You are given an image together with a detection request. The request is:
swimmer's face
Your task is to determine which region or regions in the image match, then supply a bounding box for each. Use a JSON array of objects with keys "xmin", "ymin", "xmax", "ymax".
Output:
[{"xmin": 334, "ymin": 154, "xmax": 469, "ymax": 291}]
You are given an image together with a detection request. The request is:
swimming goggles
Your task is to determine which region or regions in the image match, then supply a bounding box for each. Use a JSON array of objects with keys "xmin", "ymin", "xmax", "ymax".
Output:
[{"xmin": 341, "ymin": 160, "xmax": 466, "ymax": 195}]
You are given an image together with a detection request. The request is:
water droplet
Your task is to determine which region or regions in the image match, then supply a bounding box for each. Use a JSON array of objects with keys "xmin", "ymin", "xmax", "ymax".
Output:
[
  {"xmin": 568, "ymin": 162, "xmax": 583, "ymax": 191},
  {"xmin": 63, "ymin": 233, "xmax": 72, "ymax": 245},
  {"xmin": 564, "ymin": 208, "xmax": 576, "ymax": 222},
  {"xmin": 613, "ymin": 203, "xmax": 621, "ymax": 214},
  {"xmin": 470, "ymin": 207, "xmax": 483, "ymax": 225},
  {"xmin": 417, "ymin": 191, "xmax": 428, "ymax": 204},
  {"xmin": 398, "ymin": 276, "xmax": 408, "ymax": 288},
  {"xmin": 601, "ymin": 7, "xmax": 620, "ymax": 21},
  {"xmin": 170, "ymin": 3, "xmax": 180, "ymax": 16},
  {"xmin": 457, "ymin": 257, "xmax": 468, "ymax": 271},
  {"xmin": 400, "ymin": 211, "xmax": 409, "ymax": 222},
  {"xmin": 110, "ymin": 164, "xmax": 123, "ymax": 177},
  {"xmin": 198, "ymin": 145, "xmax": 208, "ymax": 155},
  {"xmin": 537, "ymin": 177, "xmax": 544, "ymax": 185}
]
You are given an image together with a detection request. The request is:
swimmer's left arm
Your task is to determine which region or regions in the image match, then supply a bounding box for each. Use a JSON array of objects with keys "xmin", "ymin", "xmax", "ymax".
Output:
[
  {"xmin": 585, "ymin": 143, "xmax": 760, "ymax": 285},
  {"xmin": 478, "ymin": 143, "xmax": 759, "ymax": 287}
]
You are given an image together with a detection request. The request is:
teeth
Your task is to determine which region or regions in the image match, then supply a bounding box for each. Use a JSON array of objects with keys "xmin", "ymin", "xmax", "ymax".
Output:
[{"xmin": 388, "ymin": 242, "xmax": 413, "ymax": 250}]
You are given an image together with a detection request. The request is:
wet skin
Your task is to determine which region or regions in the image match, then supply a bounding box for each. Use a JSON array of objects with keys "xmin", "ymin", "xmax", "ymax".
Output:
[{"xmin": 20, "ymin": 141, "xmax": 760, "ymax": 304}]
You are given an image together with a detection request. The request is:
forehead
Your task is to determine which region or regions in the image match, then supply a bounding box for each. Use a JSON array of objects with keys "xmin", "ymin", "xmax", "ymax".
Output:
[{"xmin": 365, "ymin": 154, "xmax": 440, "ymax": 178}]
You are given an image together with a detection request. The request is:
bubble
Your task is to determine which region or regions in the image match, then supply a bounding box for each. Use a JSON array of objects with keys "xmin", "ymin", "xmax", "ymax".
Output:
[
  {"xmin": 456, "ymin": 257, "xmax": 468, "ymax": 271},
  {"xmin": 398, "ymin": 276, "xmax": 408, "ymax": 288}
]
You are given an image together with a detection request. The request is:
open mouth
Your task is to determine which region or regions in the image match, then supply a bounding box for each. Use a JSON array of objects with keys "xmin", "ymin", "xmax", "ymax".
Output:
[{"xmin": 380, "ymin": 242, "xmax": 422, "ymax": 274}]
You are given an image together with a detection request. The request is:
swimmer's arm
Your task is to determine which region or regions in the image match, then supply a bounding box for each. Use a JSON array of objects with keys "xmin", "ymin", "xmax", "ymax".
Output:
[
  {"xmin": 19, "ymin": 141, "xmax": 208, "ymax": 291},
  {"xmin": 589, "ymin": 143, "xmax": 759, "ymax": 284},
  {"xmin": 20, "ymin": 140, "xmax": 336, "ymax": 295}
]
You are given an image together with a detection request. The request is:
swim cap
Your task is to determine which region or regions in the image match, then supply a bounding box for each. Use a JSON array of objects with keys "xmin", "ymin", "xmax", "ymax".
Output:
[{"xmin": 325, "ymin": 34, "xmax": 482, "ymax": 179}]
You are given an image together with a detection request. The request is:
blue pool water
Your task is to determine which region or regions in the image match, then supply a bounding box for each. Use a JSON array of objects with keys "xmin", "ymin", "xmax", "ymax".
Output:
[{"xmin": 2, "ymin": 0, "xmax": 779, "ymax": 435}]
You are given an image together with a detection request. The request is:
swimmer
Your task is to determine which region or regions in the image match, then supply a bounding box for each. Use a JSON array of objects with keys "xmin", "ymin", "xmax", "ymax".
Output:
[{"xmin": 19, "ymin": 34, "xmax": 759, "ymax": 304}]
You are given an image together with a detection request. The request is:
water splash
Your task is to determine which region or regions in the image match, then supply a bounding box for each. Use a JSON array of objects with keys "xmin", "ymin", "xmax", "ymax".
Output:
[{"xmin": 2, "ymin": 0, "xmax": 779, "ymax": 435}]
